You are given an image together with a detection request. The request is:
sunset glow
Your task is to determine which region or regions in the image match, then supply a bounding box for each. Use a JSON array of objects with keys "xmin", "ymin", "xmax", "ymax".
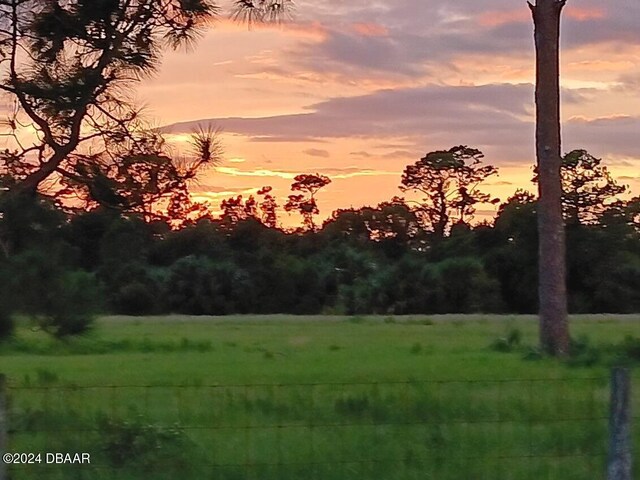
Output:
[{"xmin": 138, "ymin": 0, "xmax": 640, "ymax": 226}]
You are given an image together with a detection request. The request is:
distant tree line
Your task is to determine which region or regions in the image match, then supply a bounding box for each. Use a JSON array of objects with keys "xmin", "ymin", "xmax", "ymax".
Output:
[{"xmin": 1, "ymin": 146, "xmax": 638, "ymax": 338}]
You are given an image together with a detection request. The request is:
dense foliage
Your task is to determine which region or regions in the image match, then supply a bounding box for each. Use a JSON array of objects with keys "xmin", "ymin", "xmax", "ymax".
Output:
[{"xmin": 1, "ymin": 181, "xmax": 637, "ymax": 335}]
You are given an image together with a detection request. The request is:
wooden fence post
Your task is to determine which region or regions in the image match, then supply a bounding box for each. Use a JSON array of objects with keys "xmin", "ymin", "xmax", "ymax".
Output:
[
  {"xmin": 0, "ymin": 374, "xmax": 7, "ymax": 480},
  {"xmin": 607, "ymin": 367, "xmax": 632, "ymax": 480}
]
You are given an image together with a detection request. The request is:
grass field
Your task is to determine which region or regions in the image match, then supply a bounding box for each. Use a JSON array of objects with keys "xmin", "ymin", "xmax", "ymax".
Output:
[{"xmin": 2, "ymin": 314, "xmax": 639, "ymax": 479}]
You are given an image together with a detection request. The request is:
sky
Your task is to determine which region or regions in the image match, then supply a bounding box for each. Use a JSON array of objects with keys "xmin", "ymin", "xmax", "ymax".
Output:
[{"xmin": 139, "ymin": 0, "xmax": 640, "ymax": 226}]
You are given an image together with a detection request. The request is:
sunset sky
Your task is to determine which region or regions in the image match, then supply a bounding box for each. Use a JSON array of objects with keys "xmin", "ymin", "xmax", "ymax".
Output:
[{"xmin": 140, "ymin": 0, "xmax": 640, "ymax": 226}]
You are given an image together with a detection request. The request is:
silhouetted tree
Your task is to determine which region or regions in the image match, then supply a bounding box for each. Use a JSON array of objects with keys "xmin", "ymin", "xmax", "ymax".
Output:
[
  {"xmin": 529, "ymin": 0, "xmax": 570, "ymax": 355},
  {"xmin": 624, "ymin": 197, "xmax": 640, "ymax": 233},
  {"xmin": 561, "ymin": 150, "xmax": 626, "ymax": 225},
  {"xmin": 285, "ymin": 173, "xmax": 331, "ymax": 231},
  {"xmin": 322, "ymin": 209, "xmax": 373, "ymax": 243},
  {"xmin": 323, "ymin": 199, "xmax": 425, "ymax": 256},
  {"xmin": 0, "ymin": 189, "xmax": 69, "ymax": 259},
  {"xmin": 165, "ymin": 188, "xmax": 214, "ymax": 228},
  {"xmin": 533, "ymin": 149, "xmax": 626, "ymax": 225},
  {"xmin": 232, "ymin": 0, "xmax": 294, "ymax": 25},
  {"xmin": 220, "ymin": 186, "xmax": 280, "ymax": 229},
  {"xmin": 256, "ymin": 186, "xmax": 279, "ymax": 229},
  {"xmin": 489, "ymin": 190, "xmax": 539, "ymax": 313},
  {"xmin": 364, "ymin": 198, "xmax": 423, "ymax": 245},
  {"xmin": 220, "ymin": 195, "xmax": 258, "ymax": 226},
  {"xmin": 0, "ymin": 1, "xmax": 219, "ymax": 199},
  {"xmin": 0, "ymin": 193, "xmax": 103, "ymax": 335},
  {"xmin": 400, "ymin": 146, "xmax": 498, "ymax": 238},
  {"xmin": 0, "ymin": 1, "xmax": 286, "ymax": 220}
]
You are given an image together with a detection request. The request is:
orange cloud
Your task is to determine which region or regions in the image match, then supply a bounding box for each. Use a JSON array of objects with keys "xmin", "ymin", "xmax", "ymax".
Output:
[
  {"xmin": 567, "ymin": 114, "xmax": 632, "ymax": 123},
  {"xmin": 479, "ymin": 6, "xmax": 605, "ymax": 27},
  {"xmin": 351, "ymin": 22, "xmax": 389, "ymax": 37},
  {"xmin": 283, "ymin": 20, "xmax": 328, "ymax": 40},
  {"xmin": 566, "ymin": 7, "xmax": 605, "ymax": 21}
]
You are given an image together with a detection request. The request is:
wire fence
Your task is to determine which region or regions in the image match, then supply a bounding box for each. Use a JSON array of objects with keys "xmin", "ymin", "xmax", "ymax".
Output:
[{"xmin": 1, "ymin": 374, "xmax": 638, "ymax": 479}]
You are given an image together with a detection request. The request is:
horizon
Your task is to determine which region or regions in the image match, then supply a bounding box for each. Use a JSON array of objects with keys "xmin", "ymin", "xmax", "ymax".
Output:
[{"xmin": 133, "ymin": 0, "xmax": 639, "ymax": 226}]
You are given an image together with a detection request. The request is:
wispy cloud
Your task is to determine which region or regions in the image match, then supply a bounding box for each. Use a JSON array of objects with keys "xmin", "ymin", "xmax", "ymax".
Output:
[
  {"xmin": 214, "ymin": 166, "xmax": 398, "ymax": 181},
  {"xmin": 148, "ymin": 0, "xmax": 640, "ymax": 218},
  {"xmin": 351, "ymin": 22, "xmax": 389, "ymax": 37},
  {"xmin": 304, "ymin": 148, "xmax": 330, "ymax": 158}
]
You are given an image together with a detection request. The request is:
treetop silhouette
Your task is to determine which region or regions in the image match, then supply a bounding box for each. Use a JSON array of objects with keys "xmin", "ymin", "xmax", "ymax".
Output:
[
  {"xmin": 400, "ymin": 146, "xmax": 498, "ymax": 238},
  {"xmin": 0, "ymin": 0, "xmax": 285, "ymax": 217}
]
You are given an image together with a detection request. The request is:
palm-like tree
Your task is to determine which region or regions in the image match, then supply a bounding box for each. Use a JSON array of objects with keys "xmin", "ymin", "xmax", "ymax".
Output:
[
  {"xmin": 233, "ymin": 0, "xmax": 295, "ymax": 25},
  {"xmin": 0, "ymin": 0, "xmax": 289, "ymax": 205}
]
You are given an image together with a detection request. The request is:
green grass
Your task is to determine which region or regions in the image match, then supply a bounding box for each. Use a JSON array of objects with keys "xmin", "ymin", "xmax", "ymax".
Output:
[
  {"xmin": 2, "ymin": 314, "xmax": 640, "ymax": 479},
  {"xmin": 3, "ymin": 314, "xmax": 639, "ymax": 385}
]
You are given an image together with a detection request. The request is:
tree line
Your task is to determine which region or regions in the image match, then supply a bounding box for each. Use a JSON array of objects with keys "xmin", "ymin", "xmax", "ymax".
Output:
[
  {"xmin": 1, "ymin": 146, "xmax": 638, "ymax": 338},
  {"xmin": 0, "ymin": 0, "xmax": 634, "ymax": 361}
]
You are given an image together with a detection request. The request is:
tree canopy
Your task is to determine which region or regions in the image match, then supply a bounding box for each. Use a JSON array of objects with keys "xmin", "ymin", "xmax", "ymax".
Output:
[
  {"xmin": 560, "ymin": 149, "xmax": 626, "ymax": 225},
  {"xmin": 0, "ymin": 0, "xmax": 283, "ymax": 218},
  {"xmin": 400, "ymin": 146, "xmax": 498, "ymax": 238},
  {"xmin": 284, "ymin": 173, "xmax": 332, "ymax": 231},
  {"xmin": 1, "ymin": 143, "xmax": 639, "ymax": 339}
]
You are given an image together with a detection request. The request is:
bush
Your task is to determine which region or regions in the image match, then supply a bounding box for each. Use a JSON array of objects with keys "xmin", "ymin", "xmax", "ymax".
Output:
[
  {"xmin": 164, "ymin": 256, "xmax": 235, "ymax": 315},
  {"xmin": 8, "ymin": 250, "xmax": 100, "ymax": 337},
  {"xmin": 38, "ymin": 270, "xmax": 101, "ymax": 337},
  {"xmin": 592, "ymin": 254, "xmax": 640, "ymax": 313},
  {"xmin": 99, "ymin": 416, "xmax": 192, "ymax": 470},
  {"xmin": 101, "ymin": 262, "xmax": 164, "ymax": 315},
  {"xmin": 490, "ymin": 327, "xmax": 522, "ymax": 353},
  {"xmin": 113, "ymin": 281, "xmax": 158, "ymax": 315},
  {"xmin": 618, "ymin": 336, "xmax": 640, "ymax": 363},
  {"xmin": 436, "ymin": 257, "xmax": 503, "ymax": 313},
  {"xmin": 566, "ymin": 336, "xmax": 602, "ymax": 367}
]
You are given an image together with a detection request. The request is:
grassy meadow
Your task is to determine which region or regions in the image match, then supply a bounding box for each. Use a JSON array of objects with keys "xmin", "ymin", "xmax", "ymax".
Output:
[{"xmin": 2, "ymin": 314, "xmax": 639, "ymax": 479}]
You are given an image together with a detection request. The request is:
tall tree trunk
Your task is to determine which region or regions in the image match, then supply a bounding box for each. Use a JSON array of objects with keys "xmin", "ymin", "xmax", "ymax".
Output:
[{"xmin": 529, "ymin": 0, "xmax": 570, "ymax": 356}]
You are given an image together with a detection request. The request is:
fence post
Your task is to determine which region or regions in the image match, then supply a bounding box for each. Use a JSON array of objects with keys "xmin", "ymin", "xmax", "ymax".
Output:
[
  {"xmin": 0, "ymin": 374, "xmax": 7, "ymax": 480},
  {"xmin": 607, "ymin": 367, "xmax": 632, "ymax": 480}
]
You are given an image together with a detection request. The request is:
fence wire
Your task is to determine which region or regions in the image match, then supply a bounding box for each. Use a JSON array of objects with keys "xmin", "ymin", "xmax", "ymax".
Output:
[{"xmin": 3, "ymin": 376, "xmax": 637, "ymax": 479}]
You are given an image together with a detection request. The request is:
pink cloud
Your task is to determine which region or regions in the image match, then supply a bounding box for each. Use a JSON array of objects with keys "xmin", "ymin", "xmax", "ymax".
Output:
[
  {"xmin": 566, "ymin": 6, "xmax": 606, "ymax": 21},
  {"xmin": 351, "ymin": 22, "xmax": 389, "ymax": 37},
  {"xmin": 478, "ymin": 6, "xmax": 606, "ymax": 28},
  {"xmin": 284, "ymin": 20, "xmax": 329, "ymax": 39}
]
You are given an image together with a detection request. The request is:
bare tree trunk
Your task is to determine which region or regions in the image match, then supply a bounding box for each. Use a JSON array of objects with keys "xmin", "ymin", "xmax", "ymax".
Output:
[{"xmin": 528, "ymin": 0, "xmax": 570, "ymax": 356}]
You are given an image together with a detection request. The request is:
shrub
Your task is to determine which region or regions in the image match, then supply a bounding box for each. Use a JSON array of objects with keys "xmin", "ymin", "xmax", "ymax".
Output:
[
  {"xmin": 113, "ymin": 281, "xmax": 158, "ymax": 316},
  {"xmin": 102, "ymin": 262, "xmax": 164, "ymax": 315},
  {"xmin": 8, "ymin": 250, "xmax": 100, "ymax": 337},
  {"xmin": 38, "ymin": 271, "xmax": 101, "ymax": 337},
  {"xmin": 99, "ymin": 417, "xmax": 191, "ymax": 470},
  {"xmin": 490, "ymin": 327, "xmax": 522, "ymax": 353},
  {"xmin": 163, "ymin": 256, "xmax": 234, "ymax": 315},
  {"xmin": 491, "ymin": 337, "xmax": 512, "ymax": 353},
  {"xmin": 566, "ymin": 336, "xmax": 602, "ymax": 367},
  {"xmin": 618, "ymin": 336, "xmax": 640, "ymax": 363},
  {"xmin": 436, "ymin": 257, "xmax": 503, "ymax": 313}
]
